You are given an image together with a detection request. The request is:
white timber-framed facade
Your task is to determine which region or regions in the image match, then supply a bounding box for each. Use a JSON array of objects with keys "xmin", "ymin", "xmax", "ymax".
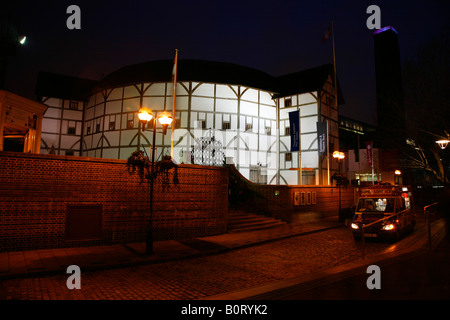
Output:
[{"xmin": 36, "ymin": 60, "xmax": 344, "ymax": 186}]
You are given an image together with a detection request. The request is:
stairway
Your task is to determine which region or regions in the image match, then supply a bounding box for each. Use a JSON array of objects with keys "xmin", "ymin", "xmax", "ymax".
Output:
[{"xmin": 227, "ymin": 209, "xmax": 286, "ymax": 233}]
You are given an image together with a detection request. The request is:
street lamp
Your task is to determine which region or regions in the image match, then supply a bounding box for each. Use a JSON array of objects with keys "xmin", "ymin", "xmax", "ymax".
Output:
[
  {"xmin": 158, "ymin": 111, "xmax": 173, "ymax": 135},
  {"xmin": 138, "ymin": 107, "xmax": 173, "ymax": 255},
  {"xmin": 138, "ymin": 107, "xmax": 153, "ymax": 125},
  {"xmin": 19, "ymin": 36, "xmax": 27, "ymax": 45},
  {"xmin": 436, "ymin": 139, "xmax": 450, "ymax": 150},
  {"xmin": 394, "ymin": 169, "xmax": 402, "ymax": 185},
  {"xmin": 436, "ymin": 138, "xmax": 449, "ymax": 185},
  {"xmin": 333, "ymin": 151, "xmax": 345, "ymax": 222},
  {"xmin": 332, "ymin": 151, "xmax": 345, "ymax": 161}
]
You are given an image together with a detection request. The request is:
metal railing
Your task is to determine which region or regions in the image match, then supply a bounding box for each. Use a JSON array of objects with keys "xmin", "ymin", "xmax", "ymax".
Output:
[
  {"xmin": 360, "ymin": 210, "xmax": 408, "ymax": 257},
  {"xmin": 424, "ymin": 202, "xmax": 439, "ymax": 250}
]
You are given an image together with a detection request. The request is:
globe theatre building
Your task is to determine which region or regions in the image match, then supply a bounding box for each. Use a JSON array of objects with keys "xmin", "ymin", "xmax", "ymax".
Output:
[{"xmin": 35, "ymin": 59, "xmax": 343, "ymax": 185}]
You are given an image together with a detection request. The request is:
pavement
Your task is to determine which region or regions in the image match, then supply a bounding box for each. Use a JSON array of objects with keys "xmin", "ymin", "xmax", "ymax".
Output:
[
  {"xmin": 0, "ymin": 215, "xmax": 343, "ymax": 280},
  {"xmin": 207, "ymin": 215, "xmax": 450, "ymax": 300},
  {"xmin": 1, "ymin": 213, "xmax": 448, "ymax": 301}
]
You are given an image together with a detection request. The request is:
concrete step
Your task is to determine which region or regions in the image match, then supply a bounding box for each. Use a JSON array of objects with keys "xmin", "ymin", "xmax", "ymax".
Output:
[
  {"xmin": 228, "ymin": 216, "xmax": 268, "ymax": 224},
  {"xmin": 228, "ymin": 210, "xmax": 287, "ymax": 233},
  {"xmin": 229, "ymin": 219, "xmax": 278, "ymax": 228},
  {"xmin": 228, "ymin": 221, "xmax": 287, "ymax": 233}
]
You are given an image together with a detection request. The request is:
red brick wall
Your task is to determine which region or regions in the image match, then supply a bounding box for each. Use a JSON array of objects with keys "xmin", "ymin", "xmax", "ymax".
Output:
[
  {"xmin": 0, "ymin": 151, "xmax": 228, "ymax": 252},
  {"xmin": 229, "ymin": 165, "xmax": 357, "ymax": 223}
]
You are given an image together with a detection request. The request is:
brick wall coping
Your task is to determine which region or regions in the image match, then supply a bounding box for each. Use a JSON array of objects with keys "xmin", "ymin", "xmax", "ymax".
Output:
[{"xmin": 0, "ymin": 151, "xmax": 226, "ymax": 171}]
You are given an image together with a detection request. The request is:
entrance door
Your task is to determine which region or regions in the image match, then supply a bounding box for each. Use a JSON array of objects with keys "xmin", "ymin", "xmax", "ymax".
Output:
[{"xmin": 3, "ymin": 137, "xmax": 24, "ymax": 152}]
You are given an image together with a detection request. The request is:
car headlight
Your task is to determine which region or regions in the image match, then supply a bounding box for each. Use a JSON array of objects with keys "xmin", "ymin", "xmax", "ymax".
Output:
[
  {"xmin": 382, "ymin": 224, "xmax": 395, "ymax": 230},
  {"xmin": 351, "ymin": 223, "xmax": 359, "ymax": 229}
]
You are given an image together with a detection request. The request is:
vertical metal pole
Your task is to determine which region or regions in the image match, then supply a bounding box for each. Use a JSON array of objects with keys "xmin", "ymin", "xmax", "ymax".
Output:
[
  {"xmin": 327, "ymin": 120, "xmax": 330, "ymax": 185},
  {"xmin": 170, "ymin": 49, "xmax": 178, "ymax": 158},
  {"xmin": 338, "ymin": 159, "xmax": 342, "ymax": 221},
  {"xmin": 331, "ymin": 20, "xmax": 338, "ymax": 109},
  {"xmin": 146, "ymin": 119, "xmax": 157, "ymax": 255},
  {"xmin": 372, "ymin": 161, "xmax": 375, "ymax": 185},
  {"xmin": 357, "ymin": 133, "xmax": 361, "ymax": 183},
  {"xmin": 427, "ymin": 207, "xmax": 432, "ymax": 250},
  {"xmin": 361, "ymin": 225, "xmax": 366, "ymax": 258}
]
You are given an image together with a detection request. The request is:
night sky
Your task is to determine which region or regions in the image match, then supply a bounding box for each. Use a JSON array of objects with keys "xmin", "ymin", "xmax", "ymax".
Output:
[{"xmin": 3, "ymin": 0, "xmax": 449, "ymax": 126}]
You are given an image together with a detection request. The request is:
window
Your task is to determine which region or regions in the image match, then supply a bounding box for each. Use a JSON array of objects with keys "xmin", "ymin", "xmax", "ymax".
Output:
[
  {"xmin": 265, "ymin": 126, "xmax": 271, "ymax": 135},
  {"xmin": 285, "ymin": 153, "xmax": 292, "ymax": 161},
  {"xmin": 285, "ymin": 127, "xmax": 290, "ymax": 136},
  {"xmin": 127, "ymin": 119, "xmax": 134, "ymax": 130},
  {"xmin": 245, "ymin": 123, "xmax": 253, "ymax": 132},
  {"xmin": 96, "ymin": 123, "xmax": 101, "ymax": 133},
  {"xmin": 68, "ymin": 127, "xmax": 76, "ymax": 135},
  {"xmin": 196, "ymin": 120, "xmax": 206, "ymax": 129},
  {"xmin": 86, "ymin": 126, "xmax": 91, "ymax": 135},
  {"xmin": 65, "ymin": 150, "xmax": 74, "ymax": 156},
  {"xmin": 222, "ymin": 121, "xmax": 231, "ymax": 130},
  {"xmin": 69, "ymin": 101, "xmax": 78, "ymax": 110},
  {"xmin": 284, "ymin": 98, "xmax": 292, "ymax": 108},
  {"xmin": 109, "ymin": 121, "xmax": 115, "ymax": 131}
]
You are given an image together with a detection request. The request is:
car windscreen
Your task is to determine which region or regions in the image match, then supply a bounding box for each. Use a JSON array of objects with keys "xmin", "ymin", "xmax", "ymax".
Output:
[{"xmin": 357, "ymin": 197, "xmax": 395, "ymax": 213}]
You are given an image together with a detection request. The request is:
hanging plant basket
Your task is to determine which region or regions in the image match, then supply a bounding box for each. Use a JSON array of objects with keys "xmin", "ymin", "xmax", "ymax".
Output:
[
  {"xmin": 126, "ymin": 150, "xmax": 178, "ymax": 186},
  {"xmin": 126, "ymin": 149, "xmax": 151, "ymax": 183}
]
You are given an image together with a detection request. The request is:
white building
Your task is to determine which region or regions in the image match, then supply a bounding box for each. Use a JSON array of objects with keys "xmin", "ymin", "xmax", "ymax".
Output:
[{"xmin": 36, "ymin": 60, "xmax": 344, "ymax": 185}]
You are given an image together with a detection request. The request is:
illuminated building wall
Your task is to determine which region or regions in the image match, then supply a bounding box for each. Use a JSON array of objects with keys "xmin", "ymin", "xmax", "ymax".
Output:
[
  {"xmin": 81, "ymin": 80, "xmax": 279, "ymax": 184},
  {"xmin": 277, "ymin": 72, "xmax": 340, "ymax": 185},
  {"xmin": 37, "ymin": 60, "xmax": 343, "ymax": 186},
  {"xmin": 39, "ymin": 97, "xmax": 84, "ymax": 156},
  {"xmin": 36, "ymin": 72, "xmax": 98, "ymax": 156}
]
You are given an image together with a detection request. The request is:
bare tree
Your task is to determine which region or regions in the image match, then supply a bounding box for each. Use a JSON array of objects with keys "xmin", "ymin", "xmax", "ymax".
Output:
[{"xmin": 402, "ymin": 30, "xmax": 450, "ymax": 183}]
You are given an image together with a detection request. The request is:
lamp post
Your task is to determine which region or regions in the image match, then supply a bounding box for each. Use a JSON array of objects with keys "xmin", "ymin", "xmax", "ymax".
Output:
[
  {"xmin": 394, "ymin": 169, "xmax": 402, "ymax": 185},
  {"xmin": 333, "ymin": 151, "xmax": 345, "ymax": 222},
  {"xmin": 138, "ymin": 107, "xmax": 173, "ymax": 255},
  {"xmin": 436, "ymin": 139, "xmax": 450, "ymax": 150},
  {"xmin": 436, "ymin": 138, "xmax": 450, "ymax": 185}
]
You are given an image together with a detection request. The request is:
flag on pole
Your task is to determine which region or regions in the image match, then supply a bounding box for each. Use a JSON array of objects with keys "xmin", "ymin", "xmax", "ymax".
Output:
[
  {"xmin": 317, "ymin": 121, "xmax": 327, "ymax": 156},
  {"xmin": 289, "ymin": 110, "xmax": 300, "ymax": 152},
  {"xmin": 321, "ymin": 24, "xmax": 332, "ymax": 42},
  {"xmin": 366, "ymin": 141, "xmax": 373, "ymax": 166},
  {"xmin": 172, "ymin": 49, "xmax": 178, "ymax": 86},
  {"xmin": 322, "ymin": 21, "xmax": 338, "ymax": 108}
]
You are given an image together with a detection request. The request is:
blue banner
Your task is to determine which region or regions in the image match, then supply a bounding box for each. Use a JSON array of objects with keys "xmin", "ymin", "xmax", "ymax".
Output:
[
  {"xmin": 317, "ymin": 121, "xmax": 327, "ymax": 156},
  {"xmin": 289, "ymin": 110, "xmax": 300, "ymax": 152}
]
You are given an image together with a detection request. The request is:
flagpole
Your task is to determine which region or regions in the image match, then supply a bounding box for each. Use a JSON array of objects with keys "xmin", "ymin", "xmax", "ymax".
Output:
[
  {"xmin": 358, "ymin": 133, "xmax": 361, "ymax": 183},
  {"xmin": 170, "ymin": 49, "xmax": 179, "ymax": 158},
  {"xmin": 321, "ymin": 22, "xmax": 334, "ymax": 186},
  {"xmin": 299, "ymin": 108, "xmax": 302, "ymax": 185},
  {"xmin": 327, "ymin": 119, "xmax": 330, "ymax": 185},
  {"xmin": 331, "ymin": 20, "xmax": 338, "ymax": 109}
]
